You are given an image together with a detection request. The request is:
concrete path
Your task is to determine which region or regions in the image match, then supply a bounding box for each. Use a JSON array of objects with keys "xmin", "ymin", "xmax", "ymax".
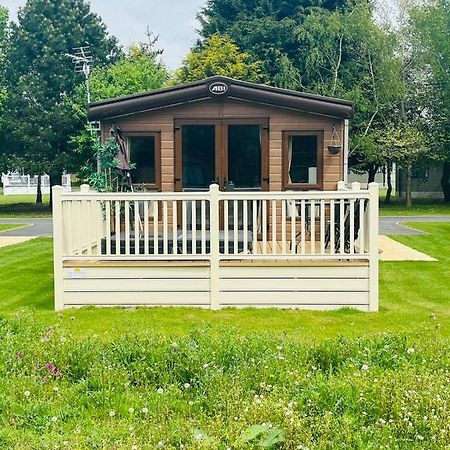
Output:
[
  {"xmin": 0, "ymin": 236, "xmax": 38, "ymax": 249},
  {"xmin": 0, "ymin": 218, "xmax": 52, "ymax": 236},
  {"xmin": 379, "ymin": 216, "xmax": 450, "ymax": 235},
  {"xmin": 378, "ymin": 235, "xmax": 437, "ymax": 261}
]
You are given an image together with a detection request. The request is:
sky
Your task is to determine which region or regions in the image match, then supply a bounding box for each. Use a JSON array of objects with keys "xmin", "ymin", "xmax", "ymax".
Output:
[{"xmin": 2, "ymin": 0, "xmax": 207, "ymax": 69}]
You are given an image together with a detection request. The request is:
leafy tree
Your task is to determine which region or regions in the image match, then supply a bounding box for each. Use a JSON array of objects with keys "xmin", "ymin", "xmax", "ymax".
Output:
[
  {"xmin": 377, "ymin": 125, "xmax": 430, "ymax": 207},
  {"xmin": 0, "ymin": 0, "xmax": 120, "ymax": 203},
  {"xmin": 175, "ymin": 33, "xmax": 261, "ymax": 83},
  {"xmin": 410, "ymin": 0, "xmax": 450, "ymax": 201},
  {"xmin": 197, "ymin": 0, "xmax": 404, "ymax": 184},
  {"xmin": 70, "ymin": 37, "xmax": 170, "ymax": 183},
  {"xmin": 0, "ymin": 5, "xmax": 7, "ymax": 106}
]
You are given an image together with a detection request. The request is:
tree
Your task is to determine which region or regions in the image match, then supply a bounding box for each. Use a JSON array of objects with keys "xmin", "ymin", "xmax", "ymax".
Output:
[
  {"xmin": 175, "ymin": 33, "xmax": 261, "ymax": 83},
  {"xmin": 70, "ymin": 38, "xmax": 170, "ymax": 181},
  {"xmin": 378, "ymin": 126, "xmax": 430, "ymax": 207},
  {"xmin": 410, "ymin": 0, "xmax": 450, "ymax": 201},
  {"xmin": 0, "ymin": 0, "xmax": 120, "ymax": 203},
  {"xmin": 197, "ymin": 0, "xmax": 404, "ymax": 184}
]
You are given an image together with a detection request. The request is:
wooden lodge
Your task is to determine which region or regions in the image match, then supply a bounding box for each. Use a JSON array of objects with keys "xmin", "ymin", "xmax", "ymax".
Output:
[{"xmin": 52, "ymin": 76, "xmax": 379, "ymax": 311}]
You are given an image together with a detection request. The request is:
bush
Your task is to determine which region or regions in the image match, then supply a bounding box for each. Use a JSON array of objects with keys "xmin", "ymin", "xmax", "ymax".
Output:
[{"xmin": 0, "ymin": 311, "xmax": 448, "ymax": 449}]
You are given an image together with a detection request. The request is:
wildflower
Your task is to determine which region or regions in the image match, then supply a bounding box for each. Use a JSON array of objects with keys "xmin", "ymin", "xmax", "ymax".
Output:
[
  {"xmin": 51, "ymin": 416, "xmax": 58, "ymax": 423},
  {"xmin": 203, "ymin": 363, "xmax": 209, "ymax": 368},
  {"xmin": 142, "ymin": 407, "xmax": 148, "ymax": 414},
  {"xmin": 183, "ymin": 382, "xmax": 190, "ymax": 389},
  {"xmin": 53, "ymin": 387, "xmax": 59, "ymax": 393},
  {"xmin": 276, "ymin": 345, "xmax": 283, "ymax": 350},
  {"xmin": 131, "ymin": 446, "xmax": 138, "ymax": 450},
  {"xmin": 157, "ymin": 387, "xmax": 164, "ymax": 394},
  {"xmin": 361, "ymin": 364, "xmax": 369, "ymax": 371},
  {"xmin": 24, "ymin": 390, "xmax": 30, "ymax": 397},
  {"xmin": 60, "ymin": 336, "xmax": 66, "ymax": 343},
  {"xmin": 128, "ymin": 407, "xmax": 134, "ymax": 414},
  {"xmin": 171, "ymin": 341, "xmax": 178, "ymax": 348},
  {"xmin": 407, "ymin": 348, "xmax": 415, "ymax": 354},
  {"xmin": 109, "ymin": 410, "xmax": 115, "ymax": 417},
  {"xmin": 188, "ymin": 401, "xmax": 193, "ymax": 406},
  {"xmin": 416, "ymin": 435, "xmax": 424, "ymax": 441}
]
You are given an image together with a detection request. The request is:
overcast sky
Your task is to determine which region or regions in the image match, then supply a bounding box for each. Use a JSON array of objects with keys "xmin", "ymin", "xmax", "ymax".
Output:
[{"xmin": 2, "ymin": 0, "xmax": 207, "ymax": 69}]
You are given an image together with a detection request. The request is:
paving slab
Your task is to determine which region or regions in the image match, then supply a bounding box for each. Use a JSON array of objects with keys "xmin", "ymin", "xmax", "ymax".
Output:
[
  {"xmin": 0, "ymin": 236, "xmax": 38, "ymax": 249},
  {"xmin": 379, "ymin": 235, "xmax": 437, "ymax": 261}
]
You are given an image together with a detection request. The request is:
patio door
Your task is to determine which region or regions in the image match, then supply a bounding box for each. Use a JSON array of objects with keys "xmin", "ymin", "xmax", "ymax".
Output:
[
  {"xmin": 174, "ymin": 119, "xmax": 268, "ymax": 240},
  {"xmin": 174, "ymin": 119, "xmax": 269, "ymax": 192}
]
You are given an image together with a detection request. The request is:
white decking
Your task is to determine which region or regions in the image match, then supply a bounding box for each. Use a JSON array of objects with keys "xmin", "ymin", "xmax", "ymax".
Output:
[{"xmin": 52, "ymin": 182, "xmax": 379, "ymax": 311}]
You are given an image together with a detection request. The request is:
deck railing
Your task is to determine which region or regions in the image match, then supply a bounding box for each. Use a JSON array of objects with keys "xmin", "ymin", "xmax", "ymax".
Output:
[
  {"xmin": 53, "ymin": 182, "xmax": 379, "ymax": 310},
  {"xmin": 53, "ymin": 182, "xmax": 378, "ymax": 261}
]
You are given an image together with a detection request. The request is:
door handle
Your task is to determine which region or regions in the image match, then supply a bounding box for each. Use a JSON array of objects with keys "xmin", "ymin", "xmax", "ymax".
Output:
[
  {"xmin": 262, "ymin": 177, "xmax": 270, "ymax": 183},
  {"xmin": 174, "ymin": 177, "xmax": 181, "ymax": 183}
]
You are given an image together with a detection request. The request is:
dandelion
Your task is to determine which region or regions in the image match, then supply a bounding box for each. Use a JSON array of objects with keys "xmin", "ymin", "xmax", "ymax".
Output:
[
  {"xmin": 157, "ymin": 387, "xmax": 164, "ymax": 394},
  {"xmin": 188, "ymin": 401, "xmax": 193, "ymax": 406},
  {"xmin": 109, "ymin": 410, "xmax": 115, "ymax": 417},
  {"xmin": 361, "ymin": 364, "xmax": 369, "ymax": 371},
  {"xmin": 128, "ymin": 407, "xmax": 135, "ymax": 414},
  {"xmin": 24, "ymin": 390, "xmax": 30, "ymax": 397},
  {"xmin": 51, "ymin": 416, "xmax": 58, "ymax": 423},
  {"xmin": 142, "ymin": 407, "xmax": 148, "ymax": 414},
  {"xmin": 407, "ymin": 348, "xmax": 415, "ymax": 354}
]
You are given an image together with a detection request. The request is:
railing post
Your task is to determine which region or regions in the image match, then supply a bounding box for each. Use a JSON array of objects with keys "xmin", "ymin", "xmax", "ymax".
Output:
[
  {"xmin": 337, "ymin": 180, "xmax": 347, "ymax": 191},
  {"xmin": 209, "ymin": 183, "xmax": 220, "ymax": 310},
  {"xmin": 368, "ymin": 182, "xmax": 379, "ymax": 312},
  {"xmin": 52, "ymin": 185, "xmax": 64, "ymax": 311}
]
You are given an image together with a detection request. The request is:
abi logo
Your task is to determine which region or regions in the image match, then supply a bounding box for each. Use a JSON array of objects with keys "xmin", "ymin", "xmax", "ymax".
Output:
[{"xmin": 209, "ymin": 82, "xmax": 229, "ymax": 95}]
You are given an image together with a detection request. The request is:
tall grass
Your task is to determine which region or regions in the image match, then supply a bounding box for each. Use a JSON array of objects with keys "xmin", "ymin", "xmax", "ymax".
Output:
[{"xmin": 0, "ymin": 311, "xmax": 448, "ymax": 449}]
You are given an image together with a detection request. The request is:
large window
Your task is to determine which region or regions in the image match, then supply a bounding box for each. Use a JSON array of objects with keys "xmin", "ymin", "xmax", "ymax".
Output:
[
  {"xmin": 128, "ymin": 134, "xmax": 160, "ymax": 189},
  {"xmin": 283, "ymin": 132, "xmax": 322, "ymax": 189}
]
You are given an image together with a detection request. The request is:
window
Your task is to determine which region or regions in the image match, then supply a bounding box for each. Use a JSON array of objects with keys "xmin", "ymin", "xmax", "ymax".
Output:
[
  {"xmin": 282, "ymin": 132, "xmax": 322, "ymax": 189},
  {"xmin": 127, "ymin": 134, "xmax": 160, "ymax": 189},
  {"xmin": 412, "ymin": 167, "xmax": 429, "ymax": 179}
]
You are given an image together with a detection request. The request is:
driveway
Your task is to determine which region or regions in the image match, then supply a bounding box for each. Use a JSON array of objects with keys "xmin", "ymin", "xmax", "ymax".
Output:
[
  {"xmin": 0, "ymin": 218, "xmax": 52, "ymax": 236},
  {"xmin": 0, "ymin": 216, "xmax": 449, "ymax": 238},
  {"xmin": 379, "ymin": 216, "xmax": 450, "ymax": 235}
]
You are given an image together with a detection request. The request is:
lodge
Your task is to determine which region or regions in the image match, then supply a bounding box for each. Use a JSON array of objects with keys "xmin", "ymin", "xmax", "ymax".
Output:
[{"xmin": 52, "ymin": 76, "xmax": 379, "ymax": 311}]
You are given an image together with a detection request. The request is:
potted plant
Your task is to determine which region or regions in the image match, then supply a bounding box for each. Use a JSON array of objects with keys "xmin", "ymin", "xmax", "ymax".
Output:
[{"xmin": 328, "ymin": 125, "xmax": 342, "ymax": 154}]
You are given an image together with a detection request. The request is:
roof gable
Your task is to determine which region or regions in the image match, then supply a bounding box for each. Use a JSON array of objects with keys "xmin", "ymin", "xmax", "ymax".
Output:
[{"xmin": 88, "ymin": 76, "xmax": 353, "ymax": 121}]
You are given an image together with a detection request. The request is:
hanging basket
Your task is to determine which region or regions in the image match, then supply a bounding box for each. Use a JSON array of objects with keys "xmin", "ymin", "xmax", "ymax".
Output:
[
  {"xmin": 328, "ymin": 124, "xmax": 342, "ymax": 155},
  {"xmin": 328, "ymin": 145, "xmax": 342, "ymax": 154}
]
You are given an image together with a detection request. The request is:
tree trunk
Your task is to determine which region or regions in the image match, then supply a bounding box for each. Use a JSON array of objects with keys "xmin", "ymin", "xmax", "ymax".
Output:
[
  {"xmin": 441, "ymin": 161, "xmax": 450, "ymax": 203},
  {"xmin": 36, "ymin": 174, "xmax": 42, "ymax": 204},
  {"xmin": 405, "ymin": 169, "xmax": 412, "ymax": 208},
  {"xmin": 49, "ymin": 172, "xmax": 62, "ymax": 208},
  {"xmin": 385, "ymin": 161, "xmax": 393, "ymax": 204},
  {"xmin": 367, "ymin": 165, "xmax": 377, "ymax": 184}
]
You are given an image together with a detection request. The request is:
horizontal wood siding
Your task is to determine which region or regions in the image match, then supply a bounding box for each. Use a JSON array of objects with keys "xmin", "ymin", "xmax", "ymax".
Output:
[
  {"xmin": 219, "ymin": 264, "xmax": 369, "ymax": 310},
  {"xmin": 61, "ymin": 263, "xmax": 369, "ymax": 310},
  {"xmin": 63, "ymin": 266, "xmax": 211, "ymax": 307},
  {"xmin": 101, "ymin": 98, "xmax": 344, "ymax": 193}
]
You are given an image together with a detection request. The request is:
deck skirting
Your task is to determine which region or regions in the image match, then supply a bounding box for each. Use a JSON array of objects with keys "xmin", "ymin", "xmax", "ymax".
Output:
[{"xmin": 61, "ymin": 259, "xmax": 370, "ymax": 311}]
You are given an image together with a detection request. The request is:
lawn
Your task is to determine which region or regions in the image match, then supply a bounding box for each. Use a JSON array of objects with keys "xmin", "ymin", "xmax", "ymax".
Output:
[
  {"xmin": 0, "ymin": 223, "xmax": 448, "ymax": 339},
  {"xmin": 0, "ymin": 224, "xmax": 26, "ymax": 232},
  {"xmin": 0, "ymin": 193, "xmax": 51, "ymax": 217},
  {"xmin": 0, "ymin": 224, "xmax": 448, "ymax": 448},
  {"xmin": 379, "ymin": 198, "xmax": 450, "ymax": 216}
]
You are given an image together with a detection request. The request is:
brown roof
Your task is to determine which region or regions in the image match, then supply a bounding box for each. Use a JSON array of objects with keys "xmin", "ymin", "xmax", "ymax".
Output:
[{"xmin": 88, "ymin": 76, "xmax": 354, "ymax": 121}]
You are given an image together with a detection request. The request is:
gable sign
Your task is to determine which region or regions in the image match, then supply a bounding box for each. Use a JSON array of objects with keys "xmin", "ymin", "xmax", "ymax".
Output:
[{"xmin": 209, "ymin": 81, "xmax": 229, "ymax": 95}]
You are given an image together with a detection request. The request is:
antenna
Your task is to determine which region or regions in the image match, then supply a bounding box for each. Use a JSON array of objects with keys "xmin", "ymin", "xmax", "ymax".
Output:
[
  {"xmin": 65, "ymin": 45, "xmax": 100, "ymax": 171},
  {"xmin": 65, "ymin": 45, "xmax": 94, "ymax": 103}
]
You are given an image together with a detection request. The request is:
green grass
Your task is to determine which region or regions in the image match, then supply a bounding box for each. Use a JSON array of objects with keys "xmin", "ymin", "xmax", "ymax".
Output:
[
  {"xmin": 0, "ymin": 223, "xmax": 448, "ymax": 340},
  {"xmin": 379, "ymin": 197, "xmax": 450, "ymax": 216},
  {"xmin": 0, "ymin": 224, "xmax": 448, "ymax": 448},
  {"xmin": 0, "ymin": 194, "xmax": 51, "ymax": 217},
  {"xmin": 0, "ymin": 224, "xmax": 27, "ymax": 232}
]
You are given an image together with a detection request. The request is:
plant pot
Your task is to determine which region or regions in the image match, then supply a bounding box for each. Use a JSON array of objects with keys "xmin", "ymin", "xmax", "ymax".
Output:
[{"xmin": 328, "ymin": 145, "xmax": 341, "ymax": 155}]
